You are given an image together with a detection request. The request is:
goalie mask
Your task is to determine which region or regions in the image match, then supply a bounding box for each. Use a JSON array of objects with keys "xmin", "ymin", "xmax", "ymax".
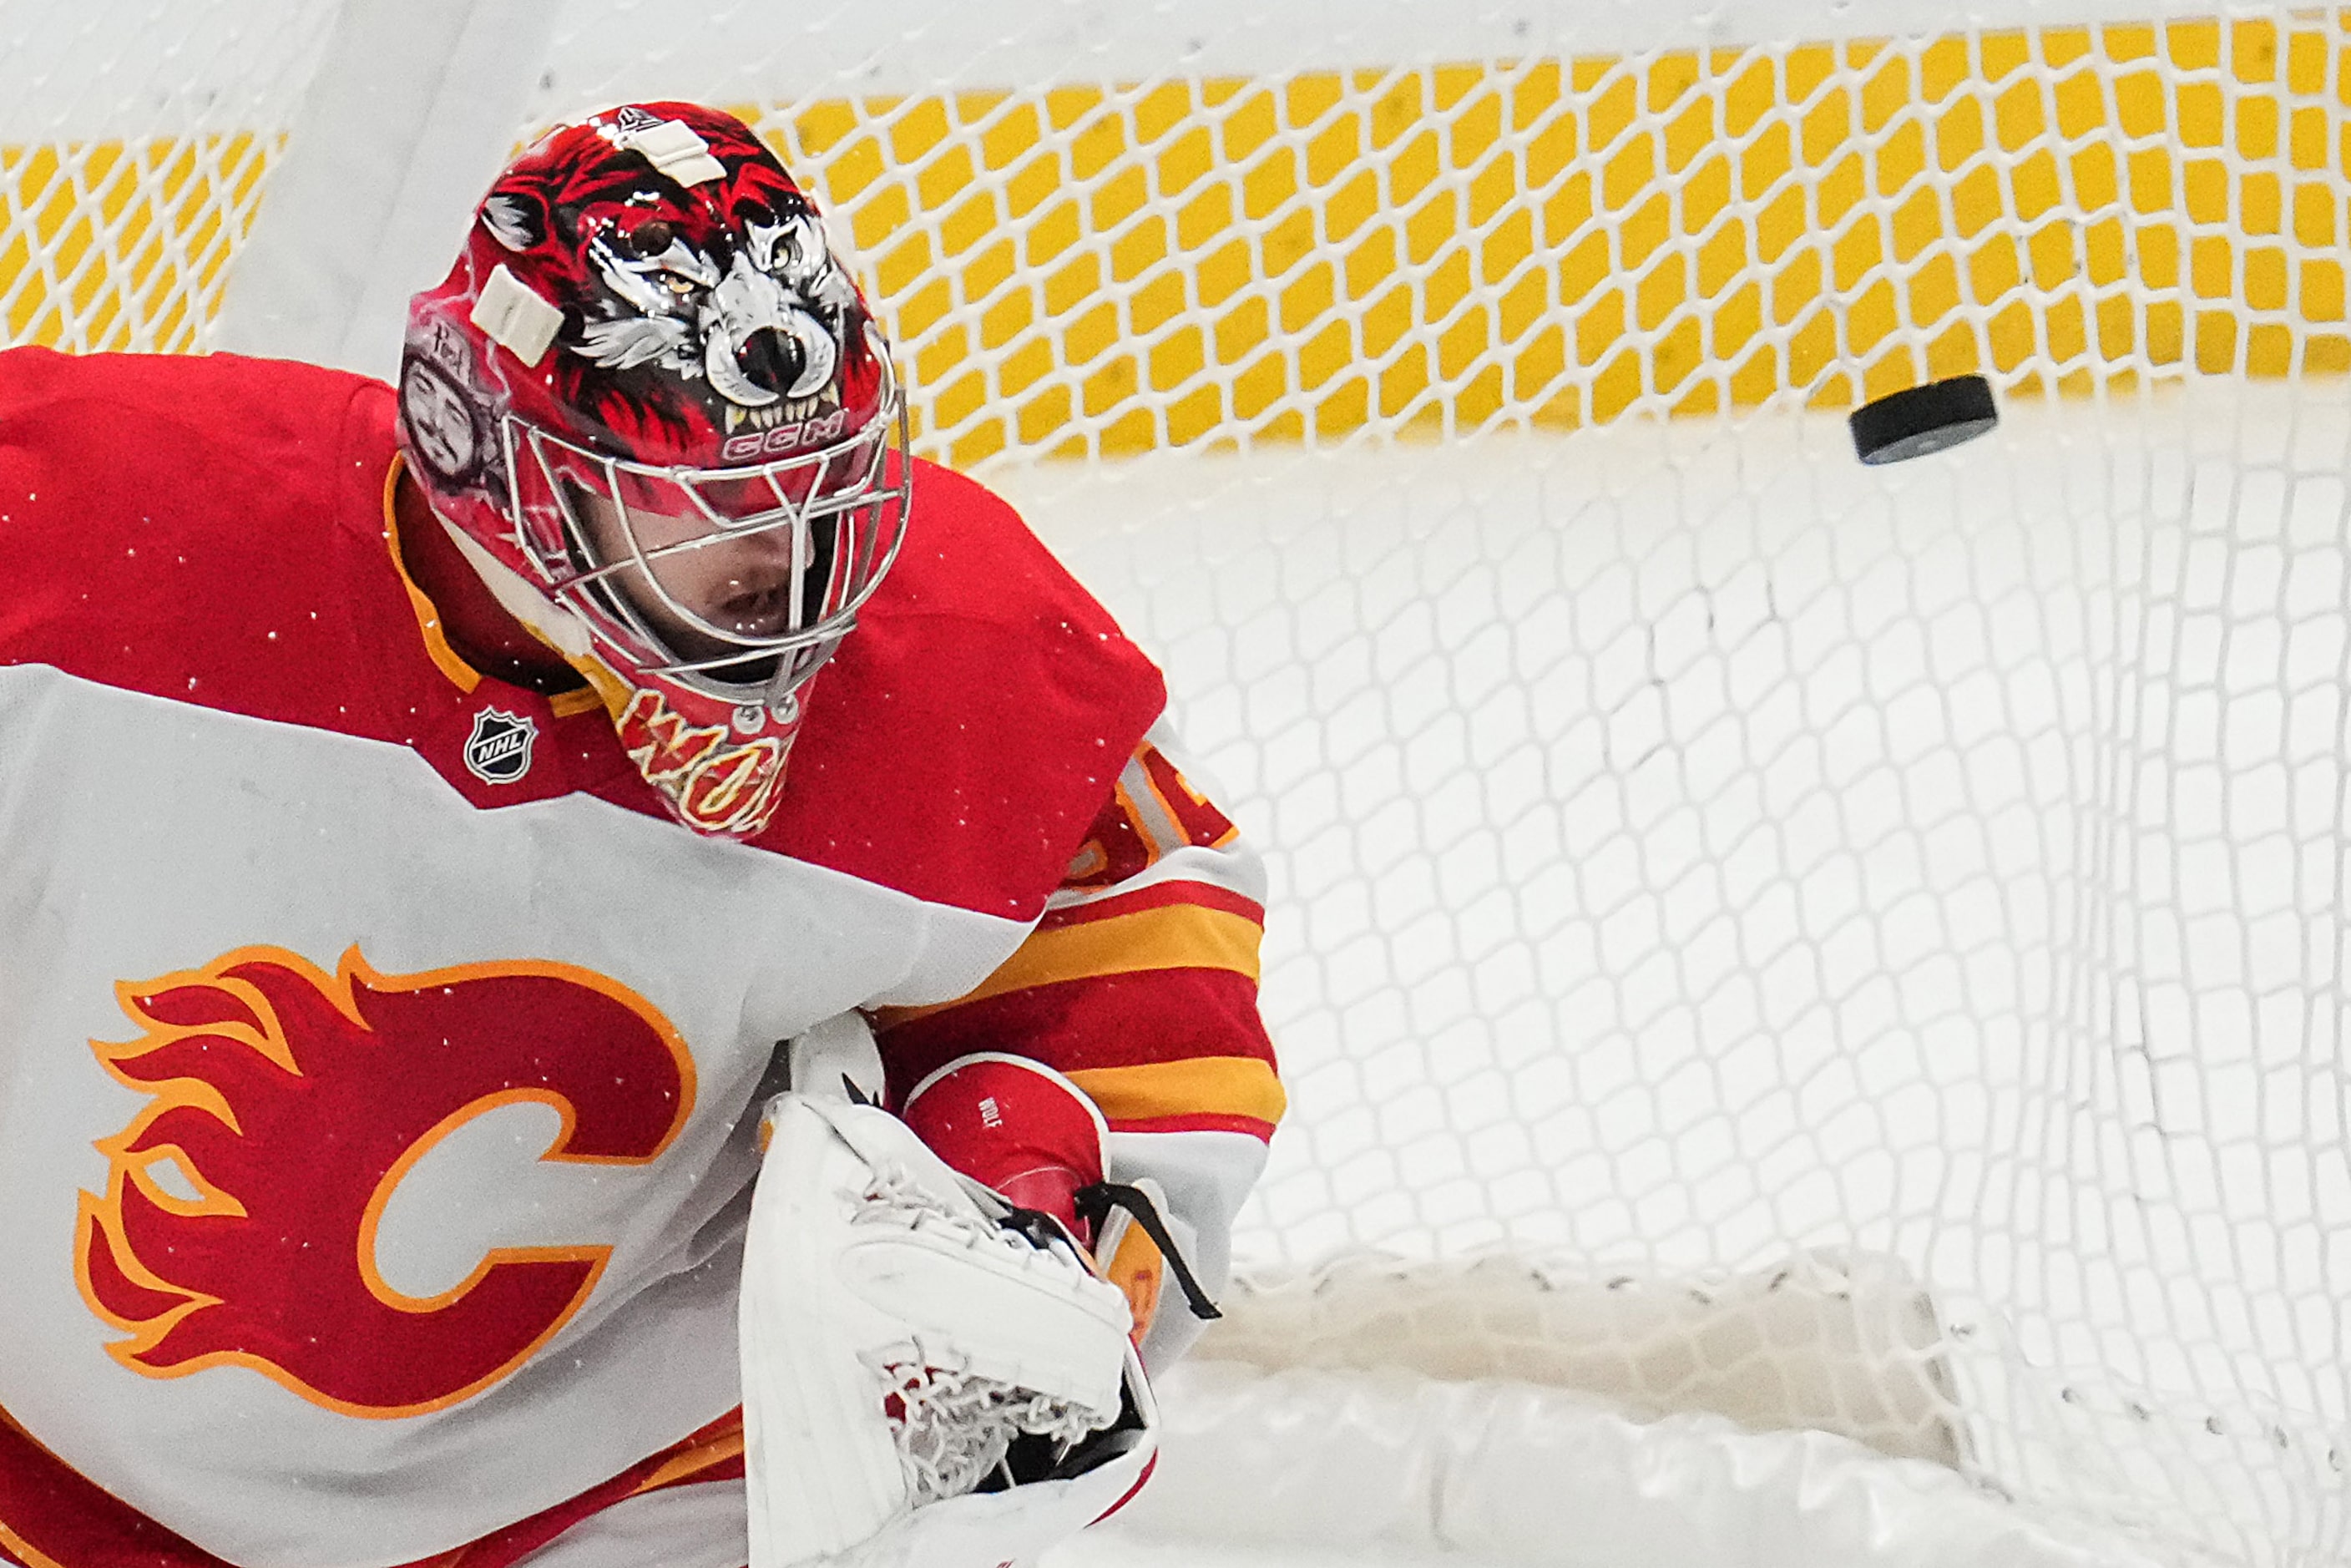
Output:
[{"xmin": 399, "ymin": 102, "xmax": 909, "ymax": 838}]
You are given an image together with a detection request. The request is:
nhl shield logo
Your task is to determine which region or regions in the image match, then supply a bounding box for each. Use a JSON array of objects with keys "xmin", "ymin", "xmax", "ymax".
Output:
[{"xmin": 463, "ymin": 708, "xmax": 538, "ymax": 785}]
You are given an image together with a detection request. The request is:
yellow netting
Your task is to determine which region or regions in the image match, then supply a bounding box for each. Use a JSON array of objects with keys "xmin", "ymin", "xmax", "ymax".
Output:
[
  {"xmin": 739, "ymin": 16, "xmax": 2351, "ymax": 464},
  {"xmin": 0, "ymin": 134, "xmax": 278, "ymax": 354},
  {"xmin": 6, "ymin": 17, "xmax": 2345, "ymax": 457}
]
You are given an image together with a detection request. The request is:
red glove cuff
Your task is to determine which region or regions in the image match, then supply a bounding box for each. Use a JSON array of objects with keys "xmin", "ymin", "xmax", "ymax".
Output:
[{"xmin": 897, "ymin": 1053, "xmax": 1110, "ymax": 1243}]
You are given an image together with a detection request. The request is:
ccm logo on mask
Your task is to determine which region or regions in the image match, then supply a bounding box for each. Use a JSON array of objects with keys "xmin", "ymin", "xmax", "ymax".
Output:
[{"xmin": 720, "ymin": 408, "xmax": 847, "ymax": 463}]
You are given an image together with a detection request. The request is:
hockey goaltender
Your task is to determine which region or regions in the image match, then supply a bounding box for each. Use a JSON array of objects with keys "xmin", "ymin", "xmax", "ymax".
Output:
[{"xmin": 0, "ymin": 102, "xmax": 1282, "ymax": 1568}]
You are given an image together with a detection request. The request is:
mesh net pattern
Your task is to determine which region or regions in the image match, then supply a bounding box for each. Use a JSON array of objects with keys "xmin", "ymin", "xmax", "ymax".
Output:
[
  {"xmin": 528, "ymin": 10, "xmax": 2351, "ymax": 461},
  {"xmin": 0, "ymin": 0, "xmax": 335, "ymax": 352},
  {"xmin": 867, "ymin": 1353, "xmax": 1105, "ymax": 1504},
  {"xmin": 852, "ymin": 1166, "xmax": 1119, "ymax": 1501},
  {"xmin": 1004, "ymin": 377, "xmax": 2351, "ymax": 1552},
  {"xmin": 571, "ymin": 15, "xmax": 2343, "ymax": 1561},
  {"xmin": 9, "ymin": 4, "xmax": 2351, "ymax": 1565}
]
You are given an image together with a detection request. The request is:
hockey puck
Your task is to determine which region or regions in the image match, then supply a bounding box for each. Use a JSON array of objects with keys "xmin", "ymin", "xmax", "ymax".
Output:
[{"xmin": 1848, "ymin": 373, "xmax": 1998, "ymax": 465}]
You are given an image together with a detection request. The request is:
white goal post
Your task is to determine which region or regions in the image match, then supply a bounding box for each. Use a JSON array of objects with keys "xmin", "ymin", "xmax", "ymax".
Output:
[{"xmin": 5, "ymin": 2, "xmax": 2349, "ymax": 1565}]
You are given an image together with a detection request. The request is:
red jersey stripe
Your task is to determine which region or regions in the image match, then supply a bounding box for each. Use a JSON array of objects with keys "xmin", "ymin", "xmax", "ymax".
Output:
[
  {"xmin": 1092, "ymin": 1110, "xmax": 1281, "ymax": 1139},
  {"xmin": 873, "ymin": 900, "xmax": 1261, "ymax": 1028},
  {"xmin": 0, "ymin": 1399, "xmax": 225, "ymax": 1568},
  {"xmin": 1036, "ymin": 879, "xmax": 1264, "ymax": 931},
  {"xmin": 419, "ymin": 1409, "xmax": 746, "ymax": 1568},
  {"xmin": 875, "ymin": 967, "xmax": 1276, "ymax": 1102},
  {"xmin": 0, "ymin": 1395, "xmax": 751, "ymax": 1568}
]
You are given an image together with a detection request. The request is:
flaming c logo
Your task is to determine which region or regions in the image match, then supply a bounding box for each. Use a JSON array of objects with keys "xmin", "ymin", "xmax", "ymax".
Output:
[{"xmin": 74, "ymin": 946, "xmax": 696, "ymax": 1418}]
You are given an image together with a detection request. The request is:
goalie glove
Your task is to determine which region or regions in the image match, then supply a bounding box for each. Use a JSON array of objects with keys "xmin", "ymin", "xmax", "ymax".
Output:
[
  {"xmin": 900, "ymin": 1054, "xmax": 1108, "ymax": 1242},
  {"xmin": 900, "ymin": 1053, "xmax": 1222, "ymax": 1348},
  {"xmin": 741, "ymin": 1092, "xmax": 1155, "ymax": 1568}
]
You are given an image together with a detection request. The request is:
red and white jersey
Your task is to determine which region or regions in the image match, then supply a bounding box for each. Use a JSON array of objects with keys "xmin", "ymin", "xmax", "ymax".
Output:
[{"xmin": 0, "ymin": 348, "xmax": 1278, "ymax": 1568}]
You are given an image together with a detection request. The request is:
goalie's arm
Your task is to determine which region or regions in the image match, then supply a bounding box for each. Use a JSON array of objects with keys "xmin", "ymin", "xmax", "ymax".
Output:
[{"xmin": 872, "ymin": 720, "xmax": 1281, "ymax": 1365}]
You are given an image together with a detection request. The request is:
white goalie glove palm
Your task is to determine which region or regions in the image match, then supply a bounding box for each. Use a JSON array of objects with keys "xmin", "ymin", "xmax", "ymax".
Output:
[{"xmin": 741, "ymin": 1092, "xmax": 1156, "ymax": 1568}]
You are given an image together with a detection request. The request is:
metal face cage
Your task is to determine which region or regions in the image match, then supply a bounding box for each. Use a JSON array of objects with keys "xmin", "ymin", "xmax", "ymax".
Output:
[{"xmin": 502, "ymin": 368, "xmax": 913, "ymax": 711}]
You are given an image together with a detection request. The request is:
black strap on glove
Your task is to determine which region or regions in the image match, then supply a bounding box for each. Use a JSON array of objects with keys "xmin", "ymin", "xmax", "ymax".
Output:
[{"xmin": 1075, "ymin": 1181, "xmax": 1223, "ymax": 1322}]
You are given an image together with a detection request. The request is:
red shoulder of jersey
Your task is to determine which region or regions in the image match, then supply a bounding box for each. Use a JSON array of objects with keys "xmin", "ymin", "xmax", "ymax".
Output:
[
  {"xmin": 765, "ymin": 457, "xmax": 1168, "ymax": 918},
  {"xmin": 0, "ymin": 346, "xmax": 396, "ymax": 726},
  {"xmin": 0, "ymin": 347, "xmax": 1165, "ymax": 921}
]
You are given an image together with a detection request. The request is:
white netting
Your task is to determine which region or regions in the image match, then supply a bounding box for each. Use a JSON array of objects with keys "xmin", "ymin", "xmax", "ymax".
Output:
[
  {"xmin": 850, "ymin": 1161, "xmax": 1122, "ymax": 1504},
  {"xmin": 8, "ymin": 3, "xmax": 2350, "ymax": 1564},
  {"xmin": 0, "ymin": 0, "xmax": 336, "ymax": 352},
  {"xmin": 866, "ymin": 1351, "xmax": 1106, "ymax": 1505},
  {"xmin": 546, "ymin": 12, "xmax": 2341, "ymax": 1560},
  {"xmin": 1004, "ymin": 383, "xmax": 2351, "ymax": 1565}
]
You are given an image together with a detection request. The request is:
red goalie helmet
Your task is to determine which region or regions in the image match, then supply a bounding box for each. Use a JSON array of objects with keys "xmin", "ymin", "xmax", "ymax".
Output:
[{"xmin": 398, "ymin": 102, "xmax": 909, "ymax": 837}]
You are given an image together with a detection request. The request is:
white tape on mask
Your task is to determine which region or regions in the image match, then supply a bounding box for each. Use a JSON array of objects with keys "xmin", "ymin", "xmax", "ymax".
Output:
[{"xmin": 469, "ymin": 264, "xmax": 563, "ymax": 367}]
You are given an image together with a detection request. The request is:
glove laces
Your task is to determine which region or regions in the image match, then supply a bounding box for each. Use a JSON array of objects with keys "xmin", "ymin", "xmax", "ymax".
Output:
[{"xmin": 850, "ymin": 1164, "xmax": 1117, "ymax": 1500}]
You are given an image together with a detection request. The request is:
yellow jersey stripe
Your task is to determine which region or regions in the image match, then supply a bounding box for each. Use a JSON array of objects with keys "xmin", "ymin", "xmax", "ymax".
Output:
[
  {"xmin": 0, "ymin": 1521, "xmax": 65, "ymax": 1568},
  {"xmin": 381, "ymin": 458, "xmax": 484, "ymax": 697},
  {"xmin": 632, "ymin": 1428, "xmax": 746, "ymax": 1495},
  {"xmin": 1065, "ymin": 1056, "xmax": 1288, "ymax": 1129},
  {"xmin": 877, "ymin": 902, "xmax": 1261, "ymax": 1028}
]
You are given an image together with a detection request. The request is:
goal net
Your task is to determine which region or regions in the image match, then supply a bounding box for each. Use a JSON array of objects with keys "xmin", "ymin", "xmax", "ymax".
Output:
[{"xmin": 7, "ymin": 3, "xmax": 2348, "ymax": 1565}]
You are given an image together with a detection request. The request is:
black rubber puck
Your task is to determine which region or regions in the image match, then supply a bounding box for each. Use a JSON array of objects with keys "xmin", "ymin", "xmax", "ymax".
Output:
[{"xmin": 1848, "ymin": 373, "xmax": 1998, "ymax": 465}]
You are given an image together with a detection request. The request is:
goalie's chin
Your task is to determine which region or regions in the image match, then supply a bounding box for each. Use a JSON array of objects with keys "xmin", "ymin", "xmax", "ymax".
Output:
[{"xmin": 740, "ymin": 1094, "xmax": 1159, "ymax": 1568}]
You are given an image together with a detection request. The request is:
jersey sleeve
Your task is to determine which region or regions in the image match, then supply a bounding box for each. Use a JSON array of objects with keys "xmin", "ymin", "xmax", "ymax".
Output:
[{"xmin": 870, "ymin": 716, "xmax": 1279, "ymax": 1365}]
